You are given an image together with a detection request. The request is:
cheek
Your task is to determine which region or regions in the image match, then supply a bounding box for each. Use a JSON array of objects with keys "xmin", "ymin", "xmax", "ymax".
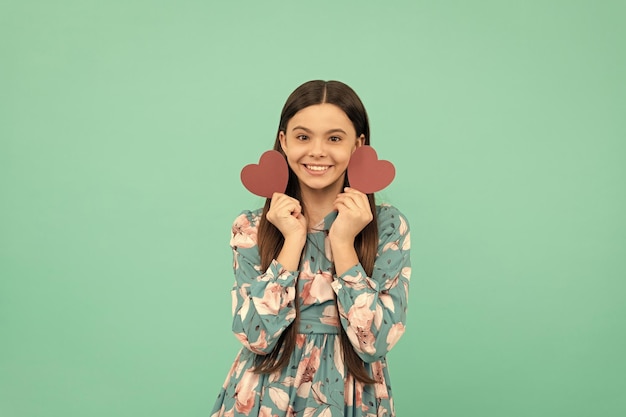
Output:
[
  {"xmin": 284, "ymin": 148, "xmax": 301, "ymax": 163},
  {"xmin": 284, "ymin": 151, "xmax": 303, "ymax": 169},
  {"xmin": 341, "ymin": 147, "xmax": 356, "ymax": 162}
]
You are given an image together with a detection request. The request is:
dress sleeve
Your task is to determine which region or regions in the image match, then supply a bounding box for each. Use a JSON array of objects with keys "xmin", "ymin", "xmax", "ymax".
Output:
[
  {"xmin": 331, "ymin": 204, "xmax": 411, "ymax": 363},
  {"xmin": 229, "ymin": 210, "xmax": 298, "ymax": 355}
]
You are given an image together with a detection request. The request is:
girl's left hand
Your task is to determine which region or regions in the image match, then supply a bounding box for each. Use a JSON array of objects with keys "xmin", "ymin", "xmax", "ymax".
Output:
[{"xmin": 329, "ymin": 187, "xmax": 373, "ymax": 244}]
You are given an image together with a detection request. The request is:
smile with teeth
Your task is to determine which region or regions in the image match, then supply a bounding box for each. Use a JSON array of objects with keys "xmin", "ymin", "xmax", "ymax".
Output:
[{"xmin": 305, "ymin": 164, "xmax": 330, "ymax": 172}]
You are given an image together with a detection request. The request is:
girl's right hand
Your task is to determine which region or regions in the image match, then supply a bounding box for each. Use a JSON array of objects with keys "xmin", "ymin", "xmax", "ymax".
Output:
[{"xmin": 266, "ymin": 192, "xmax": 307, "ymax": 243}]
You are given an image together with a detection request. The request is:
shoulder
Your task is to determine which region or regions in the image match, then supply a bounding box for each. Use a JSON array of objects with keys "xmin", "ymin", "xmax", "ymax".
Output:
[
  {"xmin": 376, "ymin": 203, "xmax": 410, "ymax": 239},
  {"xmin": 232, "ymin": 208, "xmax": 263, "ymax": 228},
  {"xmin": 230, "ymin": 208, "xmax": 264, "ymax": 248}
]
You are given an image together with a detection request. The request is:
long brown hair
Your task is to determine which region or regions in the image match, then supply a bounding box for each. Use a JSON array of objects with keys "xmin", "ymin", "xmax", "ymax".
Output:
[{"xmin": 255, "ymin": 80, "xmax": 378, "ymax": 384}]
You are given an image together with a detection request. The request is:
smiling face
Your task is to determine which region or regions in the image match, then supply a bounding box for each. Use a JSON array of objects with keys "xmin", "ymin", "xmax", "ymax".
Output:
[{"xmin": 279, "ymin": 103, "xmax": 364, "ymax": 198}]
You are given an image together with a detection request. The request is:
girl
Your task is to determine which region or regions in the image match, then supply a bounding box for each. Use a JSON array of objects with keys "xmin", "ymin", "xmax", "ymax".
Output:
[{"xmin": 211, "ymin": 80, "xmax": 411, "ymax": 417}]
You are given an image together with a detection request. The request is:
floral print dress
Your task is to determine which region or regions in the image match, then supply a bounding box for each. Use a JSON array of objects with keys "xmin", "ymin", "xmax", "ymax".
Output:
[{"xmin": 211, "ymin": 204, "xmax": 411, "ymax": 417}]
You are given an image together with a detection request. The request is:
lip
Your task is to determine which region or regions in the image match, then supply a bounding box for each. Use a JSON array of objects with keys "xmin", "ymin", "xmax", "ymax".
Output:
[{"xmin": 303, "ymin": 164, "xmax": 332, "ymax": 176}]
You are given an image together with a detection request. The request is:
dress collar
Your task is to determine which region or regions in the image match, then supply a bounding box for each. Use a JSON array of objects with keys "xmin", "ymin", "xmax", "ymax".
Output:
[{"xmin": 308, "ymin": 210, "xmax": 338, "ymax": 232}]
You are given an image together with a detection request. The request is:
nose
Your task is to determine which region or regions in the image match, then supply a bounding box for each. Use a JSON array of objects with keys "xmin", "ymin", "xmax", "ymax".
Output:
[{"xmin": 308, "ymin": 138, "xmax": 326, "ymax": 157}]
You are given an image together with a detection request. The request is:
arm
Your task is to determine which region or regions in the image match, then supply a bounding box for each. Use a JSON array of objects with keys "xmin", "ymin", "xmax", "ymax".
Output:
[
  {"xmin": 331, "ymin": 204, "xmax": 411, "ymax": 363},
  {"xmin": 229, "ymin": 210, "xmax": 298, "ymax": 355}
]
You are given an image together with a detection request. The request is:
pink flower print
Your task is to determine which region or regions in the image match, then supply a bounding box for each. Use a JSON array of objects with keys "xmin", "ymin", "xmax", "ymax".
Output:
[
  {"xmin": 352, "ymin": 326, "xmax": 376, "ymax": 355},
  {"xmin": 277, "ymin": 375, "xmax": 295, "ymax": 388},
  {"xmin": 234, "ymin": 332, "xmax": 247, "ymax": 346},
  {"xmin": 344, "ymin": 375, "xmax": 363, "ymax": 407},
  {"xmin": 235, "ymin": 358, "xmax": 249, "ymax": 379},
  {"xmin": 348, "ymin": 293, "xmax": 375, "ymax": 324},
  {"xmin": 304, "ymin": 407, "xmax": 332, "ymax": 417},
  {"xmin": 300, "ymin": 280, "xmax": 315, "ymax": 305},
  {"xmin": 311, "ymin": 381, "xmax": 328, "ymax": 404},
  {"xmin": 340, "ymin": 270, "xmax": 368, "ymax": 291},
  {"xmin": 382, "ymin": 240, "xmax": 400, "ymax": 253},
  {"xmin": 374, "ymin": 303, "xmax": 384, "ymax": 331},
  {"xmin": 309, "ymin": 271, "xmax": 335, "ymax": 303},
  {"xmin": 403, "ymin": 279, "xmax": 409, "ymax": 303},
  {"xmin": 402, "ymin": 232, "xmax": 411, "ymax": 250},
  {"xmin": 234, "ymin": 371, "xmax": 260, "ymax": 415},
  {"xmin": 282, "ymin": 286, "xmax": 296, "ymax": 310},
  {"xmin": 253, "ymin": 283, "xmax": 286, "ymax": 316},
  {"xmin": 319, "ymin": 305, "xmax": 339, "ymax": 327},
  {"xmin": 248, "ymin": 329, "xmax": 269, "ymax": 354},
  {"xmin": 298, "ymin": 261, "xmax": 317, "ymax": 305},
  {"xmin": 296, "ymin": 333, "xmax": 306, "ymax": 349},
  {"xmin": 232, "ymin": 250, "xmax": 240, "ymax": 271},
  {"xmin": 344, "ymin": 375, "xmax": 354, "ymax": 406},
  {"xmin": 299, "ymin": 260, "xmax": 315, "ymax": 280},
  {"xmin": 401, "ymin": 266, "xmax": 411, "ymax": 280},
  {"xmin": 230, "ymin": 214, "xmax": 258, "ymax": 249},
  {"xmin": 386, "ymin": 322, "xmax": 405, "ymax": 351},
  {"xmin": 235, "ymin": 330, "xmax": 268, "ymax": 354},
  {"xmin": 268, "ymin": 370, "xmax": 280, "ymax": 384},
  {"xmin": 399, "ymin": 215, "xmax": 409, "ymax": 236},
  {"xmin": 304, "ymin": 346, "xmax": 321, "ymax": 382},
  {"xmin": 333, "ymin": 336, "xmax": 345, "ymax": 379},
  {"xmin": 302, "ymin": 271, "xmax": 334, "ymax": 305},
  {"xmin": 259, "ymin": 406, "xmax": 275, "ymax": 417},
  {"xmin": 234, "ymin": 283, "xmax": 251, "ymax": 318},
  {"xmin": 268, "ymin": 386, "xmax": 290, "ymax": 411},
  {"xmin": 383, "ymin": 274, "xmax": 400, "ymax": 291},
  {"xmin": 295, "ymin": 346, "xmax": 321, "ymax": 397},
  {"xmin": 371, "ymin": 362, "xmax": 389, "ymax": 400},
  {"xmin": 346, "ymin": 293, "xmax": 376, "ymax": 354}
]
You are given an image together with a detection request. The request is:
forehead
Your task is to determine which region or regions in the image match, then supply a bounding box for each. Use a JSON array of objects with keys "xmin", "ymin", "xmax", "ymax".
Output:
[{"xmin": 287, "ymin": 103, "xmax": 354, "ymax": 132}]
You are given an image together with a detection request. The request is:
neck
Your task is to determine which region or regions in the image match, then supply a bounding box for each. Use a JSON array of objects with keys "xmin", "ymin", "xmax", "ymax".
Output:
[{"xmin": 300, "ymin": 182, "xmax": 344, "ymax": 227}]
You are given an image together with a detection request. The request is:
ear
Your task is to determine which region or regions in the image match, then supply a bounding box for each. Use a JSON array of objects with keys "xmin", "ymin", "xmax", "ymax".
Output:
[
  {"xmin": 354, "ymin": 134, "xmax": 365, "ymax": 150},
  {"xmin": 278, "ymin": 131, "xmax": 287, "ymax": 152}
]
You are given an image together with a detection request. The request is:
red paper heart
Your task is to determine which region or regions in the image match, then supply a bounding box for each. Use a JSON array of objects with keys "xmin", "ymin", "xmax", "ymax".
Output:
[
  {"xmin": 347, "ymin": 146, "xmax": 395, "ymax": 194},
  {"xmin": 240, "ymin": 150, "xmax": 289, "ymax": 198}
]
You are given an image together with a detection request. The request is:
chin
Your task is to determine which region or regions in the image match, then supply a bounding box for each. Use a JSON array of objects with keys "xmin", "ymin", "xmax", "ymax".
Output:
[{"xmin": 302, "ymin": 179, "xmax": 344, "ymax": 192}]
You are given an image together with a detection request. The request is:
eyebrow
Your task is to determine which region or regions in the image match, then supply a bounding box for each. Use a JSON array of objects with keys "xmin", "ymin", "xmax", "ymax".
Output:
[{"xmin": 291, "ymin": 125, "xmax": 348, "ymax": 135}]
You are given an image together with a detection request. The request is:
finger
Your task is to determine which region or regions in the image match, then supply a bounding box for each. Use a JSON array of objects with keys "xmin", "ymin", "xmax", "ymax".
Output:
[
  {"xmin": 334, "ymin": 201, "xmax": 349, "ymax": 213},
  {"xmin": 270, "ymin": 198, "xmax": 302, "ymax": 221},
  {"xmin": 335, "ymin": 193, "xmax": 361, "ymax": 211},
  {"xmin": 289, "ymin": 202, "xmax": 302, "ymax": 217},
  {"xmin": 343, "ymin": 187, "xmax": 365, "ymax": 196},
  {"xmin": 341, "ymin": 196, "xmax": 359, "ymax": 211},
  {"xmin": 272, "ymin": 194, "xmax": 300, "ymax": 211},
  {"xmin": 343, "ymin": 187, "xmax": 369, "ymax": 208},
  {"xmin": 333, "ymin": 195, "xmax": 349, "ymax": 211},
  {"xmin": 280, "ymin": 198, "xmax": 302, "ymax": 217},
  {"xmin": 333, "ymin": 195, "xmax": 348, "ymax": 212},
  {"xmin": 270, "ymin": 192, "xmax": 291, "ymax": 206}
]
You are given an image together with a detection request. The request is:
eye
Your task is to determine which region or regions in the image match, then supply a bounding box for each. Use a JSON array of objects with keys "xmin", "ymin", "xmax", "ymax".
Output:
[
  {"xmin": 296, "ymin": 134, "xmax": 309, "ymax": 141},
  {"xmin": 329, "ymin": 136, "xmax": 342, "ymax": 142}
]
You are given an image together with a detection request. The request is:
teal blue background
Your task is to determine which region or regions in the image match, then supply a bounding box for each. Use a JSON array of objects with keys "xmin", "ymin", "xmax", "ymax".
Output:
[{"xmin": 1, "ymin": 1, "xmax": 625, "ymax": 416}]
